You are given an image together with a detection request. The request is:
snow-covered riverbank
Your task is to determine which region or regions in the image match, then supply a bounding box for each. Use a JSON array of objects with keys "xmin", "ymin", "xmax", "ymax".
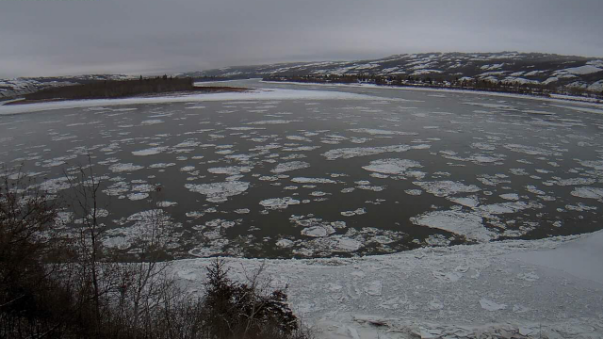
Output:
[
  {"xmin": 260, "ymin": 81, "xmax": 603, "ymax": 109},
  {"xmin": 171, "ymin": 231, "xmax": 603, "ymax": 339},
  {"xmin": 0, "ymin": 88, "xmax": 378, "ymax": 115}
]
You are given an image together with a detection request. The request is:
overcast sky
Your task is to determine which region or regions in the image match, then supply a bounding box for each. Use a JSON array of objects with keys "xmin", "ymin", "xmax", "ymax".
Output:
[{"xmin": 1, "ymin": 0, "xmax": 602, "ymax": 78}]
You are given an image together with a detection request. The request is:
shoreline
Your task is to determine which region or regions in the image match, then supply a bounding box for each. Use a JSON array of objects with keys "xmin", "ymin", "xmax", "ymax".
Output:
[
  {"xmin": 4, "ymin": 86, "xmax": 248, "ymax": 106},
  {"xmin": 261, "ymin": 80, "xmax": 603, "ymax": 108},
  {"xmin": 170, "ymin": 230, "xmax": 603, "ymax": 338},
  {"xmin": 0, "ymin": 88, "xmax": 378, "ymax": 115}
]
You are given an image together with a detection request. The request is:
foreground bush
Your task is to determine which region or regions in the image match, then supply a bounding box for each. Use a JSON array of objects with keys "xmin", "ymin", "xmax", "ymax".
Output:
[{"xmin": 0, "ymin": 171, "xmax": 310, "ymax": 339}]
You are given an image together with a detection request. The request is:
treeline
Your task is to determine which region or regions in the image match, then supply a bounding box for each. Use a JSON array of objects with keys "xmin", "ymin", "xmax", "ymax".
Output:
[
  {"xmin": 24, "ymin": 76, "xmax": 195, "ymax": 101},
  {"xmin": 265, "ymin": 74, "xmax": 603, "ymax": 99},
  {"xmin": 0, "ymin": 169, "xmax": 309, "ymax": 339},
  {"xmin": 193, "ymin": 76, "xmax": 234, "ymax": 82}
]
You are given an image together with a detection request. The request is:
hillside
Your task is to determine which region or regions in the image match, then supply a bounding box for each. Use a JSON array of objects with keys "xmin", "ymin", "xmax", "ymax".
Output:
[
  {"xmin": 184, "ymin": 52, "xmax": 603, "ymax": 94},
  {"xmin": 3, "ymin": 53, "xmax": 602, "ymax": 101},
  {"xmin": 0, "ymin": 74, "xmax": 135, "ymax": 100}
]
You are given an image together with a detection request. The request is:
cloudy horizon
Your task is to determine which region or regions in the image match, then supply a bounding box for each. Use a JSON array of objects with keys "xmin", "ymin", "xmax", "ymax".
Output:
[{"xmin": 1, "ymin": 0, "xmax": 602, "ymax": 78}]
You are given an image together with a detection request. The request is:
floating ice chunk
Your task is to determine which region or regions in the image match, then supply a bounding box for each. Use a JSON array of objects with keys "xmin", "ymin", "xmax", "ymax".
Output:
[
  {"xmin": 477, "ymin": 201, "xmax": 542, "ymax": 215},
  {"xmin": 404, "ymin": 189, "xmax": 423, "ymax": 196},
  {"xmin": 323, "ymin": 145, "xmax": 416, "ymax": 160},
  {"xmin": 286, "ymin": 135, "xmax": 312, "ymax": 142},
  {"xmin": 185, "ymin": 181, "xmax": 249, "ymax": 203},
  {"xmin": 413, "ymin": 180, "xmax": 480, "ymax": 197},
  {"xmin": 448, "ymin": 196, "xmax": 480, "ymax": 207},
  {"xmin": 260, "ymin": 197, "xmax": 300, "ymax": 210},
  {"xmin": 500, "ymin": 193, "xmax": 520, "ymax": 201},
  {"xmin": 276, "ymin": 239, "xmax": 294, "ymax": 248},
  {"xmin": 234, "ymin": 208, "xmax": 250, "ymax": 214},
  {"xmin": 348, "ymin": 128, "xmax": 417, "ymax": 136},
  {"xmin": 226, "ymin": 127, "xmax": 266, "ymax": 131},
  {"xmin": 140, "ymin": 119, "xmax": 163, "ymax": 125},
  {"xmin": 471, "ymin": 143, "xmax": 496, "ymax": 151},
  {"xmin": 247, "ymin": 119, "xmax": 297, "ymax": 125},
  {"xmin": 307, "ymin": 236, "xmax": 363, "ymax": 253},
  {"xmin": 208, "ymin": 166, "xmax": 253, "ymax": 175},
  {"xmin": 205, "ymin": 218, "xmax": 235, "ymax": 228},
  {"xmin": 127, "ymin": 192, "xmax": 149, "ymax": 201},
  {"xmin": 510, "ymin": 168, "xmax": 529, "ymax": 176},
  {"xmin": 411, "ymin": 210, "xmax": 494, "ymax": 242},
  {"xmin": 291, "ymin": 177, "xmax": 337, "ymax": 184},
  {"xmin": 301, "ymin": 225, "xmax": 335, "ymax": 238},
  {"xmin": 341, "ymin": 208, "xmax": 367, "ymax": 217},
  {"xmin": 157, "ymin": 201, "xmax": 177, "ymax": 207},
  {"xmin": 149, "ymin": 163, "xmax": 176, "ymax": 169},
  {"xmin": 132, "ymin": 147, "xmax": 168, "ymax": 156},
  {"xmin": 271, "ymin": 161, "xmax": 310, "ymax": 174},
  {"xmin": 470, "ymin": 155, "xmax": 504, "ymax": 164},
  {"xmin": 362, "ymin": 158, "xmax": 422, "ymax": 176},
  {"xmin": 565, "ymin": 203, "xmax": 597, "ymax": 211},
  {"xmin": 174, "ymin": 140, "xmax": 202, "ymax": 148},
  {"xmin": 281, "ymin": 146, "xmax": 321, "ymax": 152},
  {"xmin": 571, "ymin": 187, "xmax": 603, "ymax": 201},
  {"xmin": 356, "ymin": 183, "xmax": 385, "ymax": 191},
  {"xmin": 578, "ymin": 160, "xmax": 603, "ymax": 171},
  {"xmin": 38, "ymin": 177, "xmax": 73, "ymax": 193},
  {"xmin": 109, "ymin": 163, "xmax": 144, "ymax": 173},
  {"xmin": 189, "ymin": 239, "xmax": 228, "ymax": 257},
  {"xmin": 180, "ymin": 166, "xmax": 195, "ymax": 172},
  {"xmin": 102, "ymin": 181, "xmax": 129, "ymax": 196},
  {"xmin": 132, "ymin": 184, "xmax": 154, "ymax": 192},
  {"xmin": 551, "ymin": 177, "xmax": 598, "ymax": 186},
  {"xmin": 259, "ymin": 176, "xmax": 279, "ymax": 181},
  {"xmin": 526, "ymin": 185, "xmax": 546, "ymax": 195}
]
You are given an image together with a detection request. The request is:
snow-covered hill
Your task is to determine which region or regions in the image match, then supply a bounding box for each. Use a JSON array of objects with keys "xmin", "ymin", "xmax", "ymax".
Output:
[
  {"xmin": 0, "ymin": 74, "xmax": 135, "ymax": 100},
  {"xmin": 185, "ymin": 52, "xmax": 603, "ymax": 93}
]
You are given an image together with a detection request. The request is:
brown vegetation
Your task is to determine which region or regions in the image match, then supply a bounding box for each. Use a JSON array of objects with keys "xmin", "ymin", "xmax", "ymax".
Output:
[
  {"xmin": 0, "ymin": 168, "xmax": 309, "ymax": 339},
  {"xmin": 12, "ymin": 76, "xmax": 247, "ymax": 104}
]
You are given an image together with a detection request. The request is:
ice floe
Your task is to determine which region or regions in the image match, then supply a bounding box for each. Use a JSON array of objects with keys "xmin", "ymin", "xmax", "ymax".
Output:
[
  {"xmin": 570, "ymin": 186, "xmax": 603, "ymax": 201},
  {"xmin": 323, "ymin": 144, "xmax": 429, "ymax": 160},
  {"xmin": 271, "ymin": 161, "xmax": 310, "ymax": 174},
  {"xmin": 362, "ymin": 158, "xmax": 422, "ymax": 176},
  {"xmin": 291, "ymin": 177, "xmax": 337, "ymax": 184},
  {"xmin": 413, "ymin": 180, "xmax": 480, "ymax": 197},
  {"xmin": 185, "ymin": 181, "xmax": 249, "ymax": 203},
  {"xmin": 109, "ymin": 163, "xmax": 145, "ymax": 173},
  {"xmin": 131, "ymin": 147, "xmax": 168, "ymax": 156},
  {"xmin": 260, "ymin": 197, "xmax": 301, "ymax": 210},
  {"xmin": 411, "ymin": 210, "xmax": 494, "ymax": 242}
]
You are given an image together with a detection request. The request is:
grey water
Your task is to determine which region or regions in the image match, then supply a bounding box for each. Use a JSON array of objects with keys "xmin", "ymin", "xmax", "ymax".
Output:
[{"xmin": 1, "ymin": 80, "xmax": 602, "ymax": 258}]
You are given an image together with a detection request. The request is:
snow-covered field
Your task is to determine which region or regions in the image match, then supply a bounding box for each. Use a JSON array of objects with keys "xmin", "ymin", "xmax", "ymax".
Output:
[{"xmin": 171, "ymin": 230, "xmax": 603, "ymax": 339}]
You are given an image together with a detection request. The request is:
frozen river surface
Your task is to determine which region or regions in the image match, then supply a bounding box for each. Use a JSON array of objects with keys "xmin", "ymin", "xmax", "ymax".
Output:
[{"xmin": 1, "ymin": 80, "xmax": 603, "ymax": 259}]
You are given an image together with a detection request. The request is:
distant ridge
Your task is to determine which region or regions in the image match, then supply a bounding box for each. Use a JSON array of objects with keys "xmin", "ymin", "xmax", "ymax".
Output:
[
  {"xmin": 183, "ymin": 52, "xmax": 603, "ymax": 94},
  {"xmin": 2, "ymin": 52, "xmax": 602, "ymax": 100}
]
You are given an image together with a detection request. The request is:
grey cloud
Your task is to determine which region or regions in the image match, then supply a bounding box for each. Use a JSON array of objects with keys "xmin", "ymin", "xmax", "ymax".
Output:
[{"xmin": 1, "ymin": 0, "xmax": 602, "ymax": 78}]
